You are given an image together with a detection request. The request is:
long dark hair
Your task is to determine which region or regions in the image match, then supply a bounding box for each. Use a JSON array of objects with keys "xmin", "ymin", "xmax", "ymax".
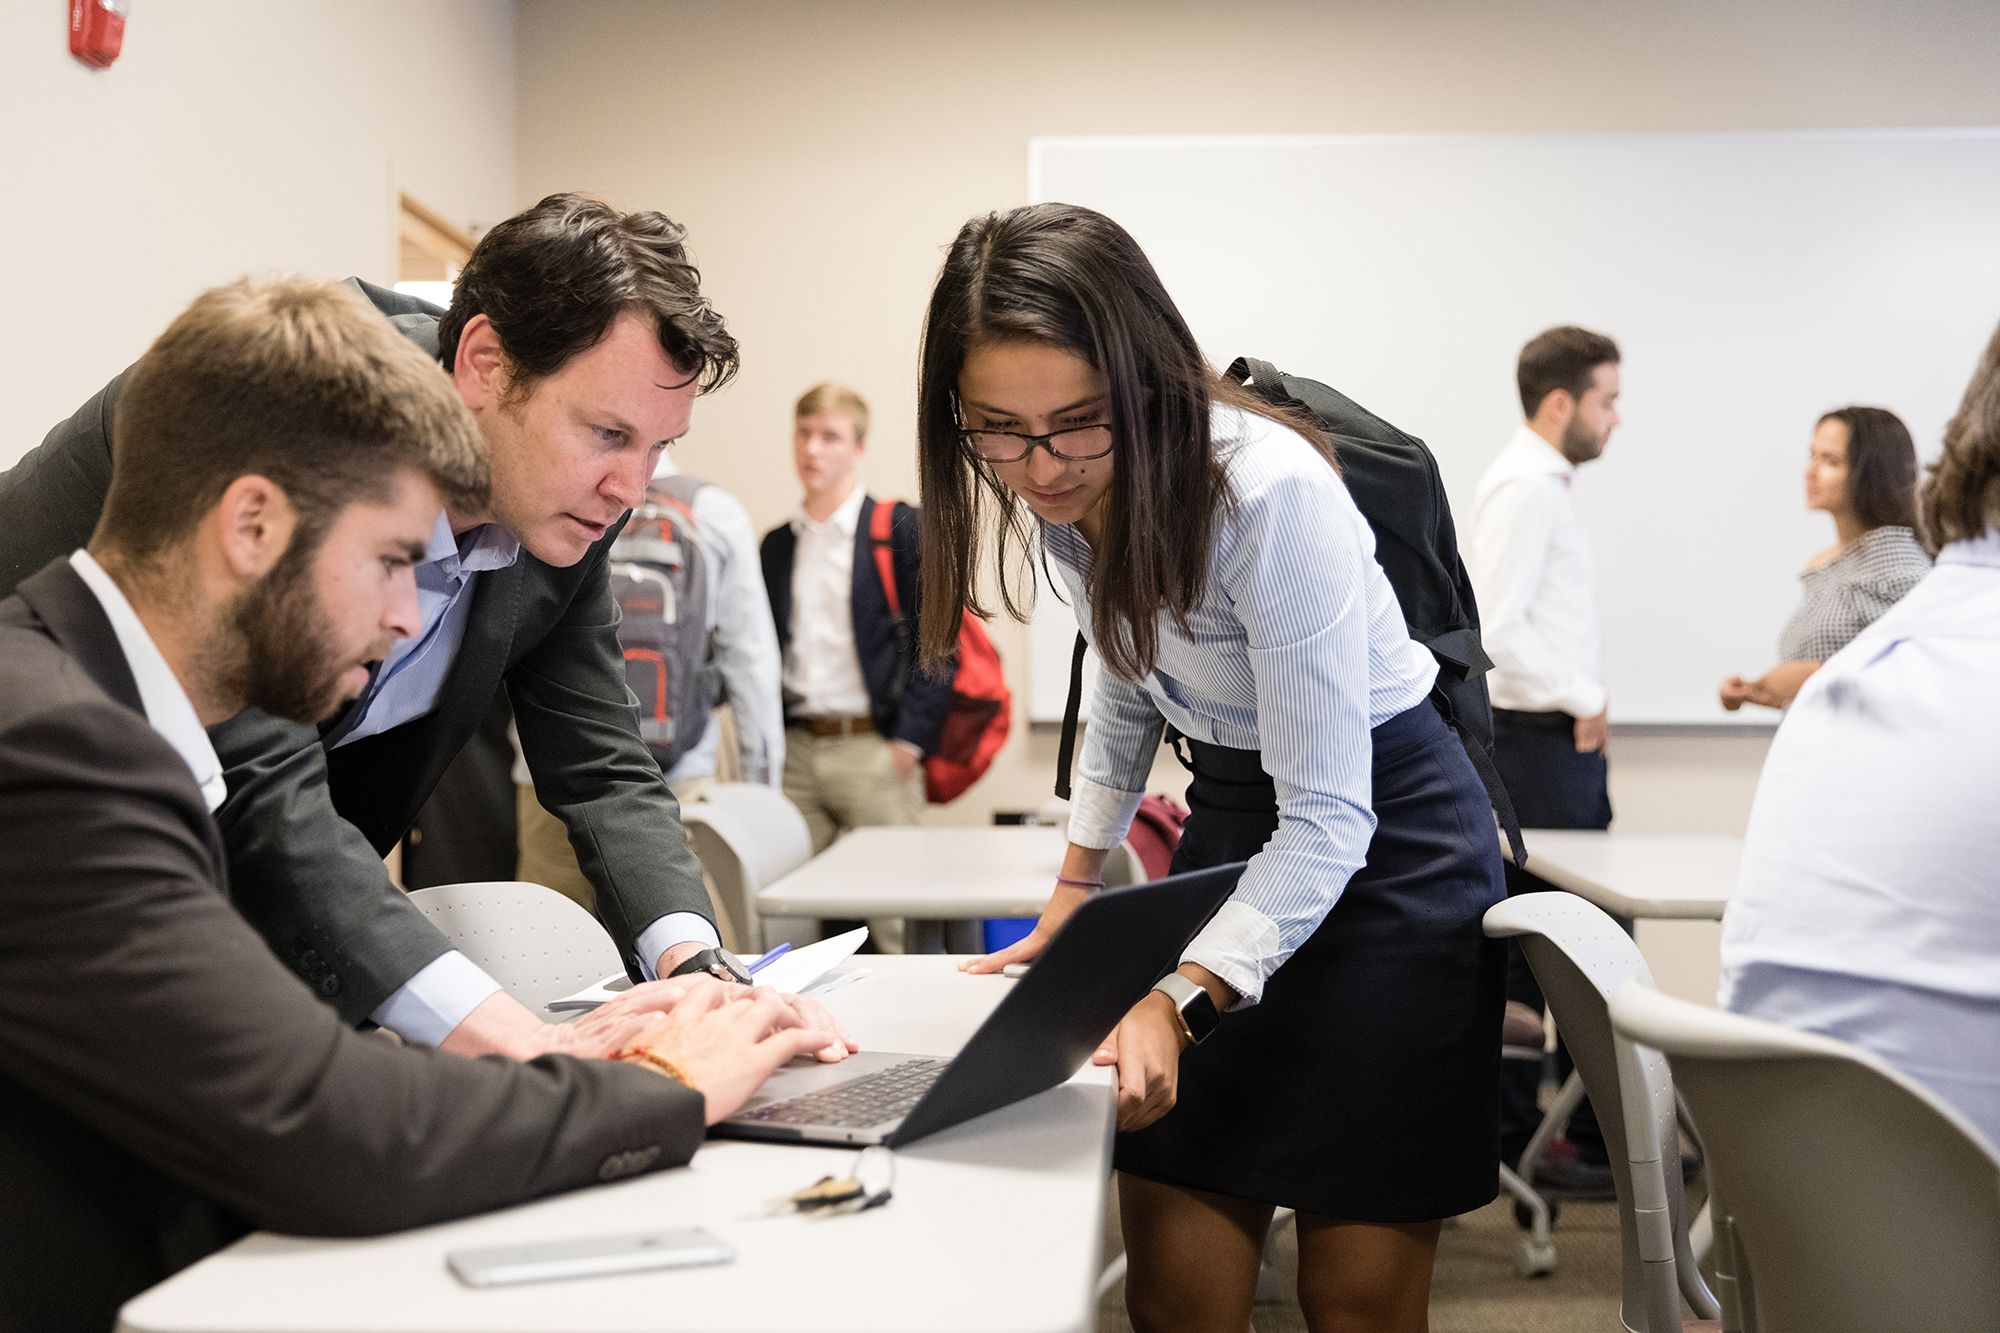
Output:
[
  {"xmin": 915, "ymin": 203, "xmax": 1327, "ymax": 681},
  {"xmin": 1819, "ymin": 405, "xmax": 1918, "ymax": 530},
  {"xmin": 1922, "ymin": 318, "xmax": 2000, "ymax": 553}
]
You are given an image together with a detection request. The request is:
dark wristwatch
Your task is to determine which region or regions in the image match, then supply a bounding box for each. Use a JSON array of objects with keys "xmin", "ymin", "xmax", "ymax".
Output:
[
  {"xmin": 1150, "ymin": 973, "xmax": 1220, "ymax": 1046},
  {"xmin": 668, "ymin": 946, "xmax": 752, "ymax": 986}
]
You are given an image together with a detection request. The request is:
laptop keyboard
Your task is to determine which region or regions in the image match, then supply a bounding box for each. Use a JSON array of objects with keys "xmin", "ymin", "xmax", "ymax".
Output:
[{"xmin": 735, "ymin": 1058, "xmax": 950, "ymax": 1128}]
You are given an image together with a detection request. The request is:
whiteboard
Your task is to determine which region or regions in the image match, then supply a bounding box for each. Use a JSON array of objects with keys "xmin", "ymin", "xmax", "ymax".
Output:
[{"xmin": 1024, "ymin": 130, "xmax": 2000, "ymax": 725}]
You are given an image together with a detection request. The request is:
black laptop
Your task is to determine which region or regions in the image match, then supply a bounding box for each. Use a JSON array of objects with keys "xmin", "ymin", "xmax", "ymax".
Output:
[{"xmin": 711, "ymin": 861, "xmax": 1244, "ymax": 1147}]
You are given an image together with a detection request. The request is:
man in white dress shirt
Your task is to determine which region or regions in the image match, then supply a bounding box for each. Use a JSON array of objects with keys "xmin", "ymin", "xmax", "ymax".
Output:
[
  {"xmin": 1471, "ymin": 324, "xmax": 1623, "ymax": 1186},
  {"xmin": 759, "ymin": 383, "xmax": 953, "ymax": 854},
  {"xmin": 1721, "ymin": 322, "xmax": 2000, "ymax": 1148}
]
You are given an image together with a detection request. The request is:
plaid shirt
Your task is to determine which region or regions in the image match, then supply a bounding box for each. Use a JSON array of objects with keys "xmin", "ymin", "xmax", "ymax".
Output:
[{"xmin": 1776, "ymin": 525, "xmax": 1931, "ymax": 661}]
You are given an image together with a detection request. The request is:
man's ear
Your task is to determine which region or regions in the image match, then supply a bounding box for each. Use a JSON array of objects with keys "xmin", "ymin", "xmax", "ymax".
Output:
[
  {"xmin": 210, "ymin": 475, "xmax": 297, "ymax": 580},
  {"xmin": 1536, "ymin": 389, "xmax": 1576, "ymax": 430},
  {"xmin": 451, "ymin": 313, "xmax": 511, "ymax": 412}
]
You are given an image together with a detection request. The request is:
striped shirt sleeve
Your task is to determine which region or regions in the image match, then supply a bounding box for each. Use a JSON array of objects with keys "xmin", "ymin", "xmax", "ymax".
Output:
[
  {"xmin": 1066, "ymin": 656, "xmax": 1165, "ymax": 851},
  {"xmin": 1183, "ymin": 460, "xmax": 1380, "ymax": 1005}
]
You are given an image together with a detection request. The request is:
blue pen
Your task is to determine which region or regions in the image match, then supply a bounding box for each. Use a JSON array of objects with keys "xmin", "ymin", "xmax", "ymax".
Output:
[{"xmin": 747, "ymin": 942, "xmax": 792, "ymax": 975}]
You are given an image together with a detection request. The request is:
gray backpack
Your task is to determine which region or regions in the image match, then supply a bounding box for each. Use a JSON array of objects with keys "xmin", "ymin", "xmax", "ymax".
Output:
[{"xmin": 610, "ymin": 475, "xmax": 720, "ymax": 771}]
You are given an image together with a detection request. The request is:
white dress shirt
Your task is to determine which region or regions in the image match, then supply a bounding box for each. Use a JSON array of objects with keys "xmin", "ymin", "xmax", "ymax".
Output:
[
  {"xmin": 1056, "ymin": 406, "xmax": 1438, "ymax": 1007},
  {"xmin": 1469, "ymin": 426, "xmax": 1607, "ymax": 718},
  {"xmin": 1719, "ymin": 529, "xmax": 2000, "ymax": 1145},
  {"xmin": 654, "ymin": 458, "xmax": 785, "ymax": 784},
  {"xmin": 68, "ymin": 550, "xmax": 227, "ymax": 813},
  {"xmin": 782, "ymin": 484, "xmax": 873, "ymax": 719}
]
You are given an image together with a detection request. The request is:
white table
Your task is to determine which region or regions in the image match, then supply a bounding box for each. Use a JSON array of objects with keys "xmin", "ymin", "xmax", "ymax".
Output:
[
  {"xmin": 118, "ymin": 957, "xmax": 1113, "ymax": 1333},
  {"xmin": 760, "ymin": 826, "xmax": 1077, "ymax": 951},
  {"xmin": 1512, "ymin": 830, "xmax": 1743, "ymax": 921}
]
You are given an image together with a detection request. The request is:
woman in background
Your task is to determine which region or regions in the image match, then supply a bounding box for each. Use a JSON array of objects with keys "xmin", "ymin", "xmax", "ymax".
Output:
[
  {"xmin": 1720, "ymin": 406, "xmax": 1928, "ymax": 711},
  {"xmin": 916, "ymin": 203, "xmax": 1503, "ymax": 1333}
]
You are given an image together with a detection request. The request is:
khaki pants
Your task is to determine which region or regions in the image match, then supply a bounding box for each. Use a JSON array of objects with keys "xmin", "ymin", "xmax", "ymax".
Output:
[{"xmin": 781, "ymin": 728, "xmax": 925, "ymax": 854}]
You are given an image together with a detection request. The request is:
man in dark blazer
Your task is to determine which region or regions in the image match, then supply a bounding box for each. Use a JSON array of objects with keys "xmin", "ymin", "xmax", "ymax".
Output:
[
  {"xmin": 0, "ymin": 276, "xmax": 831, "ymax": 1333},
  {"xmin": 0, "ymin": 194, "xmax": 849, "ymax": 1061},
  {"xmin": 760, "ymin": 382, "xmax": 954, "ymax": 854}
]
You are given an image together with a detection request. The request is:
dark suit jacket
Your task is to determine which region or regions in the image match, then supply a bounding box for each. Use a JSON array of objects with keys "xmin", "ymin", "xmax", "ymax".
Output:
[
  {"xmin": 0, "ymin": 560, "xmax": 704, "ymax": 1333},
  {"xmin": 0, "ymin": 280, "xmax": 711, "ymax": 1022},
  {"xmin": 759, "ymin": 496, "xmax": 954, "ymax": 752}
]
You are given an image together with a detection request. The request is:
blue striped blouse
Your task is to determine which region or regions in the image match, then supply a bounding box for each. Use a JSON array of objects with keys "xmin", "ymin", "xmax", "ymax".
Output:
[{"xmin": 1051, "ymin": 405, "xmax": 1437, "ymax": 1005}]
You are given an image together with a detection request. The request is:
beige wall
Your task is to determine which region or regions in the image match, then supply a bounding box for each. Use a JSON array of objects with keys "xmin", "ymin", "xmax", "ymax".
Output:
[
  {"xmin": 514, "ymin": 0, "xmax": 1998, "ymax": 859},
  {"xmin": 1, "ymin": 0, "xmax": 517, "ymax": 462}
]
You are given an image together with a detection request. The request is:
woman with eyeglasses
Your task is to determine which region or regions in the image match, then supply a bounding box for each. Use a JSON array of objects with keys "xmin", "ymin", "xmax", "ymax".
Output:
[{"xmin": 915, "ymin": 203, "xmax": 1504, "ymax": 1333}]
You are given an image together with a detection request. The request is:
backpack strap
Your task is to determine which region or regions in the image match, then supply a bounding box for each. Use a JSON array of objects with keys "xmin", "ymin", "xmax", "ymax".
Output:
[
  {"xmin": 1054, "ymin": 632, "xmax": 1089, "ymax": 801},
  {"xmin": 1223, "ymin": 357, "xmax": 1288, "ymax": 404},
  {"xmin": 1429, "ymin": 685, "xmax": 1528, "ymax": 868},
  {"xmin": 869, "ymin": 498, "xmax": 903, "ymax": 620}
]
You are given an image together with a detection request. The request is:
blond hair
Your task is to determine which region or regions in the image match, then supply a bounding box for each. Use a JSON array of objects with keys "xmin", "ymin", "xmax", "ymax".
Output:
[
  {"xmin": 794, "ymin": 382, "xmax": 869, "ymax": 440},
  {"xmin": 97, "ymin": 276, "xmax": 488, "ymax": 561}
]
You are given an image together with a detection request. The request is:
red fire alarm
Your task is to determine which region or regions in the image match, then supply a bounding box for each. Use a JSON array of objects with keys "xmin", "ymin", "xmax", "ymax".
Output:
[{"xmin": 69, "ymin": 0, "xmax": 129, "ymax": 70}]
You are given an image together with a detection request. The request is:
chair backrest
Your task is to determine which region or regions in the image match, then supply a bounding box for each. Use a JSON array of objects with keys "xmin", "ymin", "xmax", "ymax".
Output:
[
  {"xmin": 407, "ymin": 880, "xmax": 624, "ymax": 1010},
  {"xmin": 1484, "ymin": 893, "xmax": 1713, "ymax": 1333},
  {"xmin": 679, "ymin": 784, "xmax": 814, "ymax": 951},
  {"xmin": 1611, "ymin": 980, "xmax": 2000, "ymax": 1333}
]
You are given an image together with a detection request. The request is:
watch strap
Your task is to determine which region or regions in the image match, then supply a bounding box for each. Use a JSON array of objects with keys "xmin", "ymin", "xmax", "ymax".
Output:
[{"xmin": 1150, "ymin": 972, "xmax": 1219, "ymax": 1045}]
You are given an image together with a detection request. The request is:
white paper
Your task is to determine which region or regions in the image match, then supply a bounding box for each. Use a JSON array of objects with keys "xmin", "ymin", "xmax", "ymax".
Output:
[
  {"xmin": 746, "ymin": 927, "xmax": 869, "ymax": 996},
  {"xmin": 544, "ymin": 928, "xmax": 870, "ymax": 1012}
]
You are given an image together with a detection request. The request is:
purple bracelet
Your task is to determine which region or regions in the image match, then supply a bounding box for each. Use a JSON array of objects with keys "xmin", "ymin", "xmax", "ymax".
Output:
[{"xmin": 1055, "ymin": 873, "xmax": 1106, "ymax": 890}]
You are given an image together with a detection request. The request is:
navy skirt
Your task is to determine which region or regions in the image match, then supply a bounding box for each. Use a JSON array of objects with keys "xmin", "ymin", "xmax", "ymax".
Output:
[{"xmin": 1115, "ymin": 700, "xmax": 1507, "ymax": 1222}]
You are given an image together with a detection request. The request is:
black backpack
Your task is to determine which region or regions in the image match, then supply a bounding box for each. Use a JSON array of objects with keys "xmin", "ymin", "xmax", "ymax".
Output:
[
  {"xmin": 609, "ymin": 474, "xmax": 722, "ymax": 773},
  {"xmin": 1055, "ymin": 358, "xmax": 1524, "ymax": 866}
]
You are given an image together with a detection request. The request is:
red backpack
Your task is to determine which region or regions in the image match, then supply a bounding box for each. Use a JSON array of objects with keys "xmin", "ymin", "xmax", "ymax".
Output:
[{"xmin": 870, "ymin": 501, "xmax": 1011, "ymax": 804}]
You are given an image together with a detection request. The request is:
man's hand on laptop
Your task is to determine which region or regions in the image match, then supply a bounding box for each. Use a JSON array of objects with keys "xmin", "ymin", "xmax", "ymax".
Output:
[
  {"xmin": 616, "ymin": 980, "xmax": 842, "ymax": 1125},
  {"xmin": 766, "ymin": 988, "xmax": 858, "ymax": 1063}
]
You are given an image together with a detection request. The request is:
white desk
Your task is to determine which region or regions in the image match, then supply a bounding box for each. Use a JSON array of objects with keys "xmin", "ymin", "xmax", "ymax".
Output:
[
  {"xmin": 1514, "ymin": 830, "xmax": 1742, "ymax": 921},
  {"xmin": 760, "ymin": 826, "xmax": 1078, "ymax": 951},
  {"xmin": 119, "ymin": 957, "xmax": 1113, "ymax": 1333}
]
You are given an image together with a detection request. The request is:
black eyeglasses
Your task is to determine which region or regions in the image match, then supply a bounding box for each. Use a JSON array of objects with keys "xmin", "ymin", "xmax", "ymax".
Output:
[{"xmin": 958, "ymin": 423, "xmax": 1114, "ymax": 463}]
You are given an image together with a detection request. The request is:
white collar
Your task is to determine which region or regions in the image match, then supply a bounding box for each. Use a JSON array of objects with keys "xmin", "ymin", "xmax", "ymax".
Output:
[
  {"xmin": 1504, "ymin": 424, "xmax": 1578, "ymax": 478},
  {"xmin": 67, "ymin": 550, "xmax": 228, "ymax": 813},
  {"xmin": 1936, "ymin": 528, "xmax": 2000, "ymax": 569},
  {"xmin": 790, "ymin": 484, "xmax": 866, "ymax": 539}
]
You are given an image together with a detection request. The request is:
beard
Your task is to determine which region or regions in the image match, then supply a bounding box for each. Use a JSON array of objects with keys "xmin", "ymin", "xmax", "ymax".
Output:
[
  {"xmin": 224, "ymin": 542, "xmax": 381, "ymax": 725},
  {"xmin": 1560, "ymin": 415, "xmax": 1607, "ymax": 464}
]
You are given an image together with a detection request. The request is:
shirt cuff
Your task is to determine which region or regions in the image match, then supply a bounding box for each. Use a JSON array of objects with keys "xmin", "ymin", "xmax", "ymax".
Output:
[
  {"xmin": 367, "ymin": 951, "xmax": 504, "ymax": 1047},
  {"xmin": 635, "ymin": 912, "xmax": 722, "ymax": 981},
  {"xmin": 1064, "ymin": 776, "xmax": 1146, "ymax": 850},
  {"xmin": 1181, "ymin": 900, "xmax": 1284, "ymax": 1010}
]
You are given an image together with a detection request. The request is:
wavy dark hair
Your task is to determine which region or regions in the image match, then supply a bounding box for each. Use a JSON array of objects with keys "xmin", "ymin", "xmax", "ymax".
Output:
[
  {"xmin": 1817, "ymin": 405, "xmax": 1918, "ymax": 530},
  {"xmin": 437, "ymin": 192, "xmax": 739, "ymax": 399},
  {"xmin": 1921, "ymin": 318, "xmax": 2000, "ymax": 553},
  {"xmin": 915, "ymin": 203, "xmax": 1328, "ymax": 681}
]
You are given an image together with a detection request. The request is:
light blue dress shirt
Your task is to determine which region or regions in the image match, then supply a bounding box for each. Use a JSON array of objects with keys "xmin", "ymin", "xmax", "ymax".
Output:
[
  {"xmin": 1056, "ymin": 406, "xmax": 1437, "ymax": 1006},
  {"xmin": 355, "ymin": 516, "xmax": 717, "ymax": 1045}
]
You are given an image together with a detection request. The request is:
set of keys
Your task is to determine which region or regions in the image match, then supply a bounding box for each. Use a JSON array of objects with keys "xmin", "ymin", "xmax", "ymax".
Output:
[{"xmin": 747, "ymin": 1146, "xmax": 895, "ymax": 1220}]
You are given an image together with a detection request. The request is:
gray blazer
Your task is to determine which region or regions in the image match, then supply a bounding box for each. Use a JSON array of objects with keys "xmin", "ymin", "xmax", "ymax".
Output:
[
  {"xmin": 0, "ymin": 559, "xmax": 705, "ymax": 1333},
  {"xmin": 0, "ymin": 280, "xmax": 712, "ymax": 1023}
]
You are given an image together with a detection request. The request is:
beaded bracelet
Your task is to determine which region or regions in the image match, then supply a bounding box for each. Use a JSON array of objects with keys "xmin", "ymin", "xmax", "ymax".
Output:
[
  {"xmin": 616, "ymin": 1047, "xmax": 692, "ymax": 1086},
  {"xmin": 1055, "ymin": 873, "xmax": 1106, "ymax": 890}
]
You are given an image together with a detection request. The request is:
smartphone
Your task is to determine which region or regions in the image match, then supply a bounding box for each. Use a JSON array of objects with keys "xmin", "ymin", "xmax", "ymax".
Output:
[{"xmin": 447, "ymin": 1228, "xmax": 734, "ymax": 1287}]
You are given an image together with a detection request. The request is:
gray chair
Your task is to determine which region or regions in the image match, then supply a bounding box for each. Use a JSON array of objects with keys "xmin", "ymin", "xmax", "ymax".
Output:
[
  {"xmin": 408, "ymin": 879, "xmax": 623, "ymax": 1012},
  {"xmin": 1485, "ymin": 893, "xmax": 1720, "ymax": 1332},
  {"xmin": 1611, "ymin": 979, "xmax": 2000, "ymax": 1333},
  {"xmin": 680, "ymin": 783, "xmax": 815, "ymax": 953}
]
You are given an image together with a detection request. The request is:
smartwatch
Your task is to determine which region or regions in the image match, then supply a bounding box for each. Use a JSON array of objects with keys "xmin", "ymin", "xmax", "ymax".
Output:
[
  {"xmin": 1150, "ymin": 972, "xmax": 1220, "ymax": 1046},
  {"xmin": 668, "ymin": 946, "xmax": 753, "ymax": 986}
]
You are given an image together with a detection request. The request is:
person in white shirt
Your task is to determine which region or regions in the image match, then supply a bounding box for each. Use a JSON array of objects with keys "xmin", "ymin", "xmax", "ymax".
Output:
[
  {"xmin": 759, "ymin": 383, "xmax": 954, "ymax": 853},
  {"xmin": 514, "ymin": 458, "xmax": 785, "ymax": 902},
  {"xmin": 1720, "ymin": 319, "xmax": 2000, "ymax": 1148},
  {"xmin": 1470, "ymin": 324, "xmax": 1623, "ymax": 1187}
]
